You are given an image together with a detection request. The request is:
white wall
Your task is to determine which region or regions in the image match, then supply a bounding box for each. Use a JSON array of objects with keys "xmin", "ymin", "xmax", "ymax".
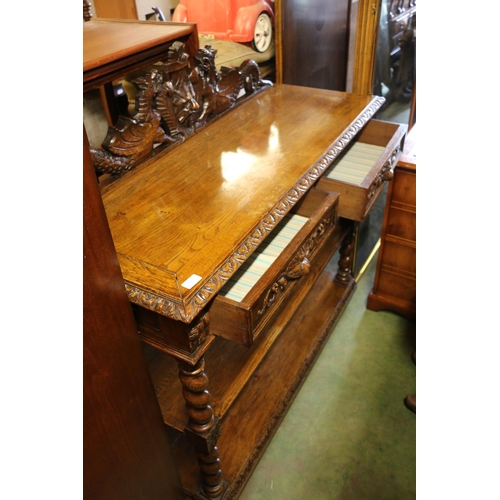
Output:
[{"xmin": 135, "ymin": 0, "xmax": 179, "ymax": 21}]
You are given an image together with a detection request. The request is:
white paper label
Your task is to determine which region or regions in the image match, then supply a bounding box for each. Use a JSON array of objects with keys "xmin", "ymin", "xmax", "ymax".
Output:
[{"xmin": 181, "ymin": 274, "xmax": 202, "ymax": 290}]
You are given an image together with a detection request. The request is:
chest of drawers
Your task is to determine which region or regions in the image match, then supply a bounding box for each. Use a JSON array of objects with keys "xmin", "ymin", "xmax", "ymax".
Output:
[{"xmin": 367, "ymin": 124, "xmax": 416, "ymax": 319}]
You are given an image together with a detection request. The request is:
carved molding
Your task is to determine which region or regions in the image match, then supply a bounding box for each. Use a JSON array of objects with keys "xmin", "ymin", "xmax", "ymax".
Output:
[
  {"xmin": 124, "ymin": 96, "xmax": 384, "ymax": 324},
  {"xmin": 367, "ymin": 144, "xmax": 401, "ymax": 201},
  {"xmin": 257, "ymin": 218, "xmax": 331, "ymax": 315}
]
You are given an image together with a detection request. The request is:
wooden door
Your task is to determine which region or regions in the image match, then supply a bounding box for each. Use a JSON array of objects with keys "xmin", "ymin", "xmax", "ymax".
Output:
[
  {"xmin": 280, "ymin": 0, "xmax": 350, "ymax": 91},
  {"xmin": 92, "ymin": 0, "xmax": 138, "ymax": 19}
]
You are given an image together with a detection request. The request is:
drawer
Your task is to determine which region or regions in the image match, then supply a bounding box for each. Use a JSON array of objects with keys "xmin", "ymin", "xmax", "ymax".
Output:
[
  {"xmin": 316, "ymin": 120, "xmax": 407, "ymax": 222},
  {"xmin": 208, "ymin": 188, "xmax": 339, "ymax": 346}
]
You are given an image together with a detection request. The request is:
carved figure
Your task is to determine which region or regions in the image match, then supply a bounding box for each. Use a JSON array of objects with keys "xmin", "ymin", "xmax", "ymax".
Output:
[
  {"xmin": 91, "ymin": 42, "xmax": 270, "ymax": 176},
  {"xmin": 156, "ymin": 41, "xmax": 201, "ymax": 139},
  {"xmin": 91, "ymin": 70, "xmax": 170, "ymax": 175},
  {"xmin": 193, "ymin": 45, "xmax": 263, "ymax": 122}
]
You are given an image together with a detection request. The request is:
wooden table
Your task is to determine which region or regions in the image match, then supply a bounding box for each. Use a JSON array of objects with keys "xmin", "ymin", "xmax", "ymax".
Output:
[{"xmin": 84, "ymin": 19, "xmax": 406, "ymax": 500}]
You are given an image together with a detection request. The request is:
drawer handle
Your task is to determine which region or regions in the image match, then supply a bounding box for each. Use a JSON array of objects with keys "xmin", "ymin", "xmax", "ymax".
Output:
[
  {"xmin": 257, "ymin": 219, "xmax": 329, "ymax": 315},
  {"xmin": 367, "ymin": 146, "xmax": 401, "ymax": 200}
]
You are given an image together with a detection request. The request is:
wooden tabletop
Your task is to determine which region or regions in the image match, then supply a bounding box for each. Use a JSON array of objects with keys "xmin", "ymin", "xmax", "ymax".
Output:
[
  {"xmin": 83, "ymin": 19, "xmax": 198, "ymax": 90},
  {"xmin": 101, "ymin": 85, "xmax": 384, "ymax": 323}
]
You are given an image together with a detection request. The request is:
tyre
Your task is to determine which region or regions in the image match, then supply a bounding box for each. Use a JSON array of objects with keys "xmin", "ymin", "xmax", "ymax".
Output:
[{"xmin": 252, "ymin": 13, "xmax": 273, "ymax": 53}]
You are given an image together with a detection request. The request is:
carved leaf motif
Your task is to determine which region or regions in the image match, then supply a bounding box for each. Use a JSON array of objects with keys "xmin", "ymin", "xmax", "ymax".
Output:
[{"xmin": 257, "ymin": 219, "xmax": 329, "ymax": 315}]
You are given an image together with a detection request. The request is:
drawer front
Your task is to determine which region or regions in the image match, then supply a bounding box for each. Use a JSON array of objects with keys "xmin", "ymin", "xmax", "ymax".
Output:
[
  {"xmin": 381, "ymin": 241, "xmax": 416, "ymax": 276},
  {"xmin": 316, "ymin": 120, "xmax": 407, "ymax": 222},
  {"xmin": 391, "ymin": 169, "xmax": 416, "ymax": 206},
  {"xmin": 377, "ymin": 269, "xmax": 416, "ymax": 305},
  {"xmin": 386, "ymin": 207, "xmax": 416, "ymax": 243},
  {"xmin": 209, "ymin": 189, "xmax": 339, "ymax": 346}
]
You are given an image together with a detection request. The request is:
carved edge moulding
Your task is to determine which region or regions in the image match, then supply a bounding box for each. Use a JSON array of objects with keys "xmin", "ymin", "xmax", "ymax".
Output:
[{"xmin": 124, "ymin": 96, "xmax": 385, "ymax": 324}]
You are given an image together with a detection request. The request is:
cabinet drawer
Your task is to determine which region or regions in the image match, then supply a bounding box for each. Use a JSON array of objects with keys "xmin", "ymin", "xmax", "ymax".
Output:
[
  {"xmin": 316, "ymin": 120, "xmax": 406, "ymax": 222},
  {"xmin": 209, "ymin": 188, "xmax": 339, "ymax": 346}
]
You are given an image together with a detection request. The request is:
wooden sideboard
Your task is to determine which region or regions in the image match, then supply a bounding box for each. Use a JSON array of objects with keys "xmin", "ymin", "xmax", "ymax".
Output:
[
  {"xmin": 367, "ymin": 124, "xmax": 416, "ymax": 319},
  {"xmin": 84, "ymin": 19, "xmax": 406, "ymax": 499}
]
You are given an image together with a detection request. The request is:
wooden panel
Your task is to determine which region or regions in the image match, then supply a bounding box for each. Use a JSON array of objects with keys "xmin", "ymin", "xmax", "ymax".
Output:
[
  {"xmin": 282, "ymin": 0, "xmax": 350, "ymax": 91},
  {"xmin": 377, "ymin": 270, "xmax": 416, "ymax": 304},
  {"xmin": 391, "ymin": 169, "xmax": 416, "ymax": 205},
  {"xmin": 83, "ymin": 20, "xmax": 199, "ymax": 91},
  {"xmin": 93, "ymin": 0, "xmax": 138, "ymax": 20},
  {"xmin": 386, "ymin": 206, "xmax": 415, "ymax": 241},
  {"xmin": 83, "ymin": 129, "xmax": 184, "ymax": 500},
  {"xmin": 381, "ymin": 240, "xmax": 416, "ymax": 274}
]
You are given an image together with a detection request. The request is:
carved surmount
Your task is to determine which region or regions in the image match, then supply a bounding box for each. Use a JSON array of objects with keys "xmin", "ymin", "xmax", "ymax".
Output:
[
  {"xmin": 91, "ymin": 42, "xmax": 271, "ymax": 175},
  {"xmin": 123, "ymin": 96, "xmax": 384, "ymax": 324},
  {"xmin": 91, "ymin": 70, "xmax": 168, "ymax": 175},
  {"xmin": 367, "ymin": 145, "xmax": 401, "ymax": 200},
  {"xmin": 257, "ymin": 218, "xmax": 330, "ymax": 315}
]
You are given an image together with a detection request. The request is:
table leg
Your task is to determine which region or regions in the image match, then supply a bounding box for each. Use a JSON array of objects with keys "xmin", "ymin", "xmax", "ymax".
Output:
[
  {"xmin": 178, "ymin": 357, "xmax": 226, "ymax": 498},
  {"xmin": 335, "ymin": 227, "xmax": 355, "ymax": 284}
]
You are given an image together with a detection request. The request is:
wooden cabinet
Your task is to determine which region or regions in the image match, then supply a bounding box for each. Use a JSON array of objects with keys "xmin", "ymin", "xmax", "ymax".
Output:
[
  {"xmin": 367, "ymin": 124, "xmax": 416, "ymax": 319},
  {"xmin": 84, "ymin": 19, "xmax": 406, "ymax": 499}
]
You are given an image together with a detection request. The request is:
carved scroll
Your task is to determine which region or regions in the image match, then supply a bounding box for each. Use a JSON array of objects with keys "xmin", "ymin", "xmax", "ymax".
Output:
[
  {"xmin": 366, "ymin": 145, "xmax": 401, "ymax": 201},
  {"xmin": 91, "ymin": 42, "xmax": 271, "ymax": 175}
]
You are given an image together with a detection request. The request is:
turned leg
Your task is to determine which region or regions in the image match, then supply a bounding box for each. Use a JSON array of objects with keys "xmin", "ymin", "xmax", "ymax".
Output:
[
  {"xmin": 335, "ymin": 226, "xmax": 356, "ymax": 284},
  {"xmin": 178, "ymin": 358, "xmax": 225, "ymax": 498}
]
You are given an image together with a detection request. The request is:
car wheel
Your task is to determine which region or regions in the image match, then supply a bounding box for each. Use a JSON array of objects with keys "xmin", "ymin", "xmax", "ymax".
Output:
[{"xmin": 252, "ymin": 13, "xmax": 273, "ymax": 53}]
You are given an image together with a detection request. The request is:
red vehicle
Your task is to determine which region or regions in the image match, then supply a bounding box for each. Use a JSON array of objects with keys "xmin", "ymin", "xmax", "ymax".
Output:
[{"xmin": 172, "ymin": 0, "xmax": 275, "ymax": 53}]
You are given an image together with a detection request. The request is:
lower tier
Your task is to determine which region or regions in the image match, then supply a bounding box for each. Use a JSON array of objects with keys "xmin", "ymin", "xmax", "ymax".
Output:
[{"xmin": 150, "ymin": 268, "xmax": 356, "ymax": 499}]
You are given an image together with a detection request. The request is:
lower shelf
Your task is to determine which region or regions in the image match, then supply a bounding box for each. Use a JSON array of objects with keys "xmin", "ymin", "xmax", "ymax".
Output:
[{"xmin": 167, "ymin": 269, "xmax": 356, "ymax": 499}]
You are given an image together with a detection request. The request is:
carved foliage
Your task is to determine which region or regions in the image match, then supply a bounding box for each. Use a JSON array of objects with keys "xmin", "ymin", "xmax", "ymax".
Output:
[
  {"xmin": 258, "ymin": 217, "xmax": 331, "ymax": 315},
  {"xmin": 367, "ymin": 144, "xmax": 401, "ymax": 200}
]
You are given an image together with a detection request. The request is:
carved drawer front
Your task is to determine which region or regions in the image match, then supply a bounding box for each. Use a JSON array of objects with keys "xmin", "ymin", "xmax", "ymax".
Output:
[
  {"xmin": 209, "ymin": 189, "xmax": 339, "ymax": 346},
  {"xmin": 316, "ymin": 120, "xmax": 407, "ymax": 222}
]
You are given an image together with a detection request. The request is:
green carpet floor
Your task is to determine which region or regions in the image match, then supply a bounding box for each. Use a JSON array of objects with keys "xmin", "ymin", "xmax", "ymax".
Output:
[{"xmin": 239, "ymin": 254, "xmax": 416, "ymax": 499}]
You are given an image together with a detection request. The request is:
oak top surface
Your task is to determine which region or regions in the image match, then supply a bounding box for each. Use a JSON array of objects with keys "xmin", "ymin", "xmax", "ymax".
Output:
[
  {"xmin": 101, "ymin": 85, "xmax": 380, "ymax": 320},
  {"xmin": 83, "ymin": 19, "xmax": 195, "ymax": 75}
]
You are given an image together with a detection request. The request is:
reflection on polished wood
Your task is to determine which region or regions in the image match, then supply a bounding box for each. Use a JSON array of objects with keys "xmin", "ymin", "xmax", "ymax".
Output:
[{"xmin": 101, "ymin": 86, "xmax": 384, "ymax": 324}]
